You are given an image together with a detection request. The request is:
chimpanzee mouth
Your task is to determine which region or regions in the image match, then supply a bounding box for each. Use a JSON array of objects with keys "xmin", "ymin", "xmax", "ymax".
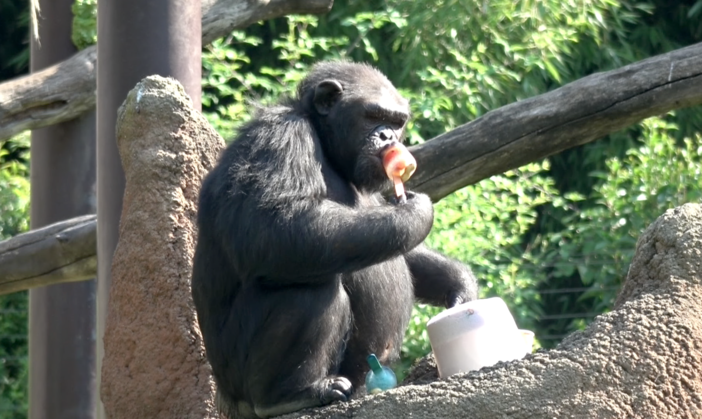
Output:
[{"xmin": 352, "ymin": 154, "xmax": 392, "ymax": 193}]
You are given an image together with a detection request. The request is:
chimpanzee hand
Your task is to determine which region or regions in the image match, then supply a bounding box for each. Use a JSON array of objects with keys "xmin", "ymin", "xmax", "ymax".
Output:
[
  {"xmin": 444, "ymin": 273, "xmax": 479, "ymax": 308},
  {"xmin": 391, "ymin": 193, "xmax": 407, "ymax": 205},
  {"xmin": 391, "ymin": 190, "xmax": 428, "ymax": 206},
  {"xmin": 446, "ymin": 291, "xmax": 467, "ymax": 308},
  {"xmin": 404, "ymin": 245, "xmax": 479, "ymax": 309},
  {"xmin": 396, "ymin": 190, "xmax": 433, "ymax": 226}
]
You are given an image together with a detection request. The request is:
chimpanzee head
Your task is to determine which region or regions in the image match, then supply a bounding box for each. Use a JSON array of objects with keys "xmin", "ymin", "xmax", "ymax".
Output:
[{"xmin": 299, "ymin": 62, "xmax": 411, "ymax": 192}]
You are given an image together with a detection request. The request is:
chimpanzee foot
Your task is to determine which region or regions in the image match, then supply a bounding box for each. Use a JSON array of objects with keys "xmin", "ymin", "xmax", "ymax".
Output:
[
  {"xmin": 253, "ymin": 376, "xmax": 353, "ymax": 418},
  {"xmin": 319, "ymin": 376, "xmax": 353, "ymax": 404}
]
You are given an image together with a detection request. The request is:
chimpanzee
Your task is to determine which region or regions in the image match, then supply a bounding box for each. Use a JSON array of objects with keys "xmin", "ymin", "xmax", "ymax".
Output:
[{"xmin": 191, "ymin": 62, "xmax": 478, "ymax": 418}]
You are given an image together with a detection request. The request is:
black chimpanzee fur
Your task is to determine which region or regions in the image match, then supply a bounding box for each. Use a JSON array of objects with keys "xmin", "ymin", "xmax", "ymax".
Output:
[{"xmin": 191, "ymin": 62, "xmax": 478, "ymax": 418}]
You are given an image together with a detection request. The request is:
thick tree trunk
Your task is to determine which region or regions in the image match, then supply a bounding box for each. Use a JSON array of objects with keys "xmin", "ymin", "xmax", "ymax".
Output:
[
  {"xmin": 27, "ymin": 0, "xmax": 98, "ymax": 415},
  {"xmin": 0, "ymin": 43, "xmax": 701, "ymax": 291},
  {"xmin": 0, "ymin": 0, "xmax": 333, "ymax": 142}
]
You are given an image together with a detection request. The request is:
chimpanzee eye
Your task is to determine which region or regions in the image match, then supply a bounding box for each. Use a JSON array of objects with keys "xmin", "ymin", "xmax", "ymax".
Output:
[{"xmin": 364, "ymin": 104, "xmax": 408, "ymax": 127}]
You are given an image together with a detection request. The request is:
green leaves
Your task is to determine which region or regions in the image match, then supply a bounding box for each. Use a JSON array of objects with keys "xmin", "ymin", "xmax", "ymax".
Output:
[
  {"xmin": 0, "ymin": 134, "xmax": 30, "ymax": 418},
  {"xmin": 532, "ymin": 115, "xmax": 702, "ymax": 312},
  {"xmin": 0, "ymin": 132, "xmax": 29, "ymax": 240},
  {"xmin": 71, "ymin": 0, "xmax": 97, "ymax": 49}
]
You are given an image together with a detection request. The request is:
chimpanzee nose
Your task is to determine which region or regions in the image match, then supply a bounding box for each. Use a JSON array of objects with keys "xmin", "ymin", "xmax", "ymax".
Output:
[{"xmin": 373, "ymin": 125, "xmax": 399, "ymax": 143}]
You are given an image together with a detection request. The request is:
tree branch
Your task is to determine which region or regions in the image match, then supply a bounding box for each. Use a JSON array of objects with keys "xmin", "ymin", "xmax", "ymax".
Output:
[
  {"xmin": 0, "ymin": 47, "xmax": 97, "ymax": 141},
  {"xmin": 201, "ymin": 0, "xmax": 333, "ymax": 45},
  {"xmin": 0, "ymin": 215, "xmax": 96, "ymax": 295},
  {"xmin": 0, "ymin": 0, "xmax": 333, "ymax": 142},
  {"xmin": 409, "ymin": 42, "xmax": 702, "ymax": 201}
]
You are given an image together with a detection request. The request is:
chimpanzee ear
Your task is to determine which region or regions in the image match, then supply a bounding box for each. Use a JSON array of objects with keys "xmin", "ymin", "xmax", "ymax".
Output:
[{"xmin": 313, "ymin": 80, "xmax": 343, "ymax": 116}]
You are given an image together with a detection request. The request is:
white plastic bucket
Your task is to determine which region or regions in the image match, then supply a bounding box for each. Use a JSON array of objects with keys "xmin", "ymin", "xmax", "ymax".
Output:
[{"xmin": 427, "ymin": 297, "xmax": 532, "ymax": 378}]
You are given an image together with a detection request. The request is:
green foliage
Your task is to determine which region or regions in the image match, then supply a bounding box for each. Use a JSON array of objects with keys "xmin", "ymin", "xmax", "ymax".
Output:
[
  {"xmin": 71, "ymin": 0, "xmax": 97, "ymax": 50},
  {"xmin": 0, "ymin": 132, "xmax": 30, "ymax": 418},
  {"xmin": 384, "ymin": 0, "xmax": 654, "ymax": 140},
  {"xmin": 533, "ymin": 116, "xmax": 702, "ymax": 313},
  {"xmin": 269, "ymin": 15, "xmax": 349, "ymax": 67},
  {"xmin": 202, "ymin": 34, "xmax": 266, "ymax": 139},
  {"xmin": 0, "ymin": 291, "xmax": 28, "ymax": 419},
  {"xmin": 201, "ymin": 14, "xmax": 384, "ymax": 139},
  {"xmin": 0, "ymin": 132, "xmax": 30, "ymax": 239},
  {"xmin": 428, "ymin": 163, "xmax": 557, "ymax": 318}
]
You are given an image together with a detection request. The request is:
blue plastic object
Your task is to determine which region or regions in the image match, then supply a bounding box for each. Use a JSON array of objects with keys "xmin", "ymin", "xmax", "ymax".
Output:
[{"xmin": 365, "ymin": 353, "xmax": 397, "ymax": 394}]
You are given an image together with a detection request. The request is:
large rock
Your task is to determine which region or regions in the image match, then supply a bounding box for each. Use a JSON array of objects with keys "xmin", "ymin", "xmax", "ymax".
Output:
[
  {"xmin": 101, "ymin": 76, "xmax": 225, "ymax": 419},
  {"xmin": 284, "ymin": 204, "xmax": 702, "ymax": 418}
]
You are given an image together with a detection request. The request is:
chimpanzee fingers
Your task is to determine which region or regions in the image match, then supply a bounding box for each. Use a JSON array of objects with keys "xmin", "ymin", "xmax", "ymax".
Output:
[
  {"xmin": 446, "ymin": 292, "xmax": 466, "ymax": 308},
  {"xmin": 391, "ymin": 193, "xmax": 408, "ymax": 205}
]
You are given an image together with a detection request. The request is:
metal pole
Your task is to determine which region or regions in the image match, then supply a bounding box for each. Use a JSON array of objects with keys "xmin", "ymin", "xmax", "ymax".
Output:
[
  {"xmin": 96, "ymin": 0, "xmax": 201, "ymax": 416},
  {"xmin": 29, "ymin": 0, "xmax": 97, "ymax": 417}
]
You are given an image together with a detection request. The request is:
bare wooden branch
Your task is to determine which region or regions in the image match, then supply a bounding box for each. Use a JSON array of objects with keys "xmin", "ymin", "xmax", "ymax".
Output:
[
  {"xmin": 409, "ymin": 42, "xmax": 702, "ymax": 201},
  {"xmin": 0, "ymin": 47, "xmax": 97, "ymax": 141},
  {"xmin": 0, "ymin": 0, "xmax": 333, "ymax": 142},
  {"xmin": 201, "ymin": 0, "xmax": 332, "ymax": 45},
  {"xmin": 0, "ymin": 215, "xmax": 96, "ymax": 295}
]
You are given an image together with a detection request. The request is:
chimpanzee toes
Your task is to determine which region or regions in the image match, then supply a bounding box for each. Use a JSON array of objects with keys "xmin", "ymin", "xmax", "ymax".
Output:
[{"xmin": 320, "ymin": 376, "xmax": 353, "ymax": 404}]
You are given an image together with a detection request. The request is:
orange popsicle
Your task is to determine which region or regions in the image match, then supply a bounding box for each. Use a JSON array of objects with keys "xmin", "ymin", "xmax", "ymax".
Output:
[{"xmin": 382, "ymin": 144, "xmax": 417, "ymax": 199}]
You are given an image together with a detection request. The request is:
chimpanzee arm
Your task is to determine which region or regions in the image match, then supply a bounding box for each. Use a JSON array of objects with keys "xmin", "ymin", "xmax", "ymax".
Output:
[
  {"xmin": 224, "ymin": 192, "xmax": 435, "ymax": 282},
  {"xmin": 405, "ymin": 244, "xmax": 479, "ymax": 307},
  {"xmin": 200, "ymin": 105, "xmax": 435, "ymax": 284}
]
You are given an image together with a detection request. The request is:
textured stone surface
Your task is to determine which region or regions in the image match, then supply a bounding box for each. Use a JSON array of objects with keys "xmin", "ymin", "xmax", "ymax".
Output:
[
  {"xmin": 284, "ymin": 203, "xmax": 702, "ymax": 419},
  {"xmin": 101, "ymin": 76, "xmax": 225, "ymax": 419}
]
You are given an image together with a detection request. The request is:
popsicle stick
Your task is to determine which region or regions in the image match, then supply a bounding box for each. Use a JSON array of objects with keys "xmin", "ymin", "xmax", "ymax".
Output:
[{"xmin": 393, "ymin": 176, "xmax": 405, "ymax": 200}]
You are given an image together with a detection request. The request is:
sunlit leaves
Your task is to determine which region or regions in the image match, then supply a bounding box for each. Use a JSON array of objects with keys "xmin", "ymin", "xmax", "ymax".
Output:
[
  {"xmin": 0, "ymin": 132, "xmax": 30, "ymax": 240},
  {"xmin": 530, "ymin": 115, "xmax": 702, "ymax": 311},
  {"xmin": 71, "ymin": 0, "xmax": 97, "ymax": 49}
]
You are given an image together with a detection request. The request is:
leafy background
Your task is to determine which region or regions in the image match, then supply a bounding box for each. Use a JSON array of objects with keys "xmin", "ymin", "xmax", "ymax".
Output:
[{"xmin": 1, "ymin": 0, "xmax": 701, "ymax": 414}]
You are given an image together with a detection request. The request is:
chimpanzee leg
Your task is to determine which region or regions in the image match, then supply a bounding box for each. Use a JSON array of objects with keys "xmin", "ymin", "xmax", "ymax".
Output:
[
  {"xmin": 222, "ymin": 279, "xmax": 353, "ymax": 418},
  {"xmin": 338, "ymin": 258, "xmax": 415, "ymax": 389}
]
